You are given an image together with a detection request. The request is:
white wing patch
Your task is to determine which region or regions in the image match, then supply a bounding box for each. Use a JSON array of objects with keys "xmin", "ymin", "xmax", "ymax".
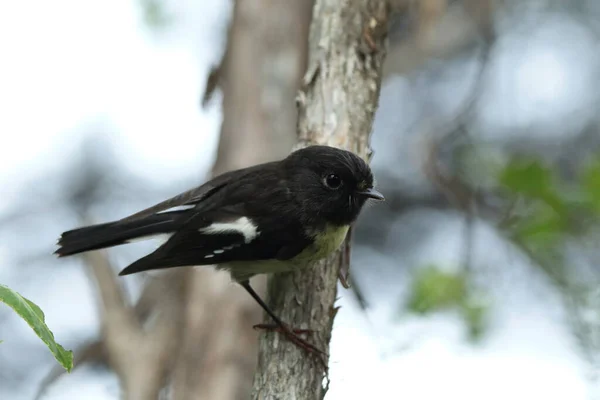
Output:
[
  {"xmin": 199, "ymin": 217, "xmax": 260, "ymax": 243},
  {"xmin": 199, "ymin": 217, "xmax": 259, "ymax": 243},
  {"xmin": 157, "ymin": 204, "xmax": 196, "ymax": 214},
  {"xmin": 204, "ymin": 244, "xmax": 241, "ymax": 258}
]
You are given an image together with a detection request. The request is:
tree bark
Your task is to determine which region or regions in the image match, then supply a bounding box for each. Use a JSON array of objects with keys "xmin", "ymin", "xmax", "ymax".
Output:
[{"xmin": 251, "ymin": 1, "xmax": 391, "ymax": 399}]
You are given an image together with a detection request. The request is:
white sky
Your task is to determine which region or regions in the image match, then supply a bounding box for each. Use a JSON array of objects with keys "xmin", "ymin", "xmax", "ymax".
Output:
[
  {"xmin": 478, "ymin": 12, "xmax": 599, "ymax": 140},
  {"xmin": 0, "ymin": 1, "xmax": 596, "ymax": 399}
]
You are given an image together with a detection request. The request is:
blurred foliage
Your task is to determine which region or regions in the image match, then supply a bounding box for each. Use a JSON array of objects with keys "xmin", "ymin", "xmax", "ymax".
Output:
[
  {"xmin": 457, "ymin": 144, "xmax": 508, "ymax": 191},
  {"xmin": 499, "ymin": 158, "xmax": 567, "ymax": 260},
  {"xmin": 499, "ymin": 156, "xmax": 600, "ymax": 263},
  {"xmin": 406, "ymin": 266, "xmax": 488, "ymax": 341},
  {"xmin": 497, "ymin": 154, "xmax": 600, "ymax": 362},
  {"xmin": 582, "ymin": 159, "xmax": 600, "ymax": 214},
  {"xmin": 408, "ymin": 267, "xmax": 468, "ymax": 312},
  {"xmin": 0, "ymin": 285, "xmax": 73, "ymax": 372},
  {"xmin": 139, "ymin": 0, "xmax": 174, "ymax": 30}
]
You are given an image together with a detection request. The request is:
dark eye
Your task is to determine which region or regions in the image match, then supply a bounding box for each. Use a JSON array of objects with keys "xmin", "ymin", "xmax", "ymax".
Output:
[{"xmin": 324, "ymin": 174, "xmax": 342, "ymax": 189}]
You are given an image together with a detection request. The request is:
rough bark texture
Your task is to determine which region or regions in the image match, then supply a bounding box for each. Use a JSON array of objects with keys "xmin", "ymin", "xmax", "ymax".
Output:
[{"xmin": 251, "ymin": 1, "xmax": 391, "ymax": 399}]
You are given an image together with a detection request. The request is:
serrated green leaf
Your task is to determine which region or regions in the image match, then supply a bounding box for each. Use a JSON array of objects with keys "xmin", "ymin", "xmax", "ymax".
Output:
[{"xmin": 0, "ymin": 285, "xmax": 73, "ymax": 372}]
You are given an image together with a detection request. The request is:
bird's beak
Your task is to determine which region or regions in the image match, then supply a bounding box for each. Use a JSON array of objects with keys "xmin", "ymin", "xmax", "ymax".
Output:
[{"xmin": 356, "ymin": 187, "xmax": 385, "ymax": 201}]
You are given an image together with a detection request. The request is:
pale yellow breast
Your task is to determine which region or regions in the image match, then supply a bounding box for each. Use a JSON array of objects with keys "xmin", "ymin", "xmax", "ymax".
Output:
[
  {"xmin": 225, "ymin": 224, "xmax": 350, "ymax": 282},
  {"xmin": 307, "ymin": 224, "xmax": 350, "ymax": 261}
]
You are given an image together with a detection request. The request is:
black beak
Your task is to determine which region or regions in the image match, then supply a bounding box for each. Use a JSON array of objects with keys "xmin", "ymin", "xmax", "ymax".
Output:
[{"xmin": 356, "ymin": 188, "xmax": 385, "ymax": 201}]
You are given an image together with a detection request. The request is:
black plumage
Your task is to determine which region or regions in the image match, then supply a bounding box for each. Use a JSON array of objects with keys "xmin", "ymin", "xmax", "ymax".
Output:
[
  {"xmin": 55, "ymin": 145, "xmax": 383, "ymax": 356},
  {"xmin": 56, "ymin": 145, "xmax": 381, "ymax": 278}
]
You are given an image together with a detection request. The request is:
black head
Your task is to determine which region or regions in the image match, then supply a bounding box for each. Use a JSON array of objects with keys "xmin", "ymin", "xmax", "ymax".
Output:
[{"xmin": 284, "ymin": 145, "xmax": 384, "ymax": 226}]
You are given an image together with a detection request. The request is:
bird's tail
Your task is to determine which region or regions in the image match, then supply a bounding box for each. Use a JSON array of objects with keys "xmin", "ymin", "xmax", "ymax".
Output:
[{"xmin": 55, "ymin": 213, "xmax": 183, "ymax": 257}]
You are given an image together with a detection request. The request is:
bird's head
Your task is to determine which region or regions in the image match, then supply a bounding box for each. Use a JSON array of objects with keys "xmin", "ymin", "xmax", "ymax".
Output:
[{"xmin": 284, "ymin": 145, "xmax": 384, "ymax": 227}]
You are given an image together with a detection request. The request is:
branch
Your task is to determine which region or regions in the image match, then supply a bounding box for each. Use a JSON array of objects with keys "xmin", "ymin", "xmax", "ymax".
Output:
[
  {"xmin": 35, "ymin": 340, "xmax": 106, "ymax": 400},
  {"xmin": 252, "ymin": 0, "xmax": 391, "ymax": 398},
  {"xmin": 84, "ymin": 247, "xmax": 186, "ymax": 400}
]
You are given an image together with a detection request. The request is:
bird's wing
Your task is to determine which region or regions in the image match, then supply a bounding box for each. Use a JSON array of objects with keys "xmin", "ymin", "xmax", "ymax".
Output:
[
  {"xmin": 118, "ymin": 164, "xmax": 270, "ymax": 223},
  {"xmin": 58, "ymin": 160, "xmax": 312, "ymax": 277},
  {"xmin": 56, "ymin": 163, "xmax": 277, "ymax": 257},
  {"xmin": 118, "ymin": 205, "xmax": 312, "ymax": 276}
]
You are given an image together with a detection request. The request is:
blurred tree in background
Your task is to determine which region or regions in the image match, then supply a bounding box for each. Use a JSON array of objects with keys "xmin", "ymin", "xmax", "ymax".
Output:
[{"xmin": 2, "ymin": 0, "xmax": 600, "ymax": 399}]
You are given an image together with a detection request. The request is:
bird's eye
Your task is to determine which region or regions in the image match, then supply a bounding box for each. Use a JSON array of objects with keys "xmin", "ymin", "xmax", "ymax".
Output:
[{"xmin": 324, "ymin": 174, "xmax": 342, "ymax": 189}]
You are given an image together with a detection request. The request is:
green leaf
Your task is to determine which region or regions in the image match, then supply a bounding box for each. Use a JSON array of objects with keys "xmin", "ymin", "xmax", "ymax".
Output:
[
  {"xmin": 407, "ymin": 267, "xmax": 468, "ymax": 314},
  {"xmin": 0, "ymin": 285, "xmax": 73, "ymax": 372},
  {"xmin": 499, "ymin": 159, "xmax": 550, "ymax": 194},
  {"xmin": 140, "ymin": 0, "xmax": 174, "ymax": 29},
  {"xmin": 499, "ymin": 159, "xmax": 565, "ymax": 215},
  {"xmin": 512, "ymin": 203, "xmax": 563, "ymax": 241},
  {"xmin": 405, "ymin": 267, "xmax": 490, "ymax": 341},
  {"xmin": 582, "ymin": 159, "xmax": 600, "ymax": 214},
  {"xmin": 460, "ymin": 301, "xmax": 488, "ymax": 342}
]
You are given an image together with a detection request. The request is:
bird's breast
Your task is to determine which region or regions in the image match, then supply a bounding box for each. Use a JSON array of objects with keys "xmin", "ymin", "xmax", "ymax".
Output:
[{"xmin": 308, "ymin": 223, "xmax": 350, "ymax": 261}]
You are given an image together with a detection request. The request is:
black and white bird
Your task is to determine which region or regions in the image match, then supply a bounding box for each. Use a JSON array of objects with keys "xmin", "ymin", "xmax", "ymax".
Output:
[{"xmin": 55, "ymin": 145, "xmax": 383, "ymax": 354}]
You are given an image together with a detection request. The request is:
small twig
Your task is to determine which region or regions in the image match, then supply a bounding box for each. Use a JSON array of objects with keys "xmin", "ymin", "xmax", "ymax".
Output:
[{"xmin": 202, "ymin": 64, "xmax": 224, "ymax": 108}]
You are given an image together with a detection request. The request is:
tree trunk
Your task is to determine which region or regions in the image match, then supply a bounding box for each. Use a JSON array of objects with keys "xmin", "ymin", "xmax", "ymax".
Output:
[{"xmin": 251, "ymin": 1, "xmax": 392, "ymax": 399}]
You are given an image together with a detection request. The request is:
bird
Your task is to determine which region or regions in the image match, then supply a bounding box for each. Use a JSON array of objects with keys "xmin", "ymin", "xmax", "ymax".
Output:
[{"xmin": 55, "ymin": 145, "xmax": 384, "ymax": 356}]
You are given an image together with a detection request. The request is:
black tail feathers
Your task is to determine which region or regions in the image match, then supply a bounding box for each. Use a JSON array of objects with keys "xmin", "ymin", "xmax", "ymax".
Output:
[{"xmin": 54, "ymin": 213, "xmax": 181, "ymax": 257}]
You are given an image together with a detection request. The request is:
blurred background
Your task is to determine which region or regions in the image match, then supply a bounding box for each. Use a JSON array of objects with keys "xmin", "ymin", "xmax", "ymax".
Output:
[{"xmin": 2, "ymin": 0, "xmax": 600, "ymax": 399}]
